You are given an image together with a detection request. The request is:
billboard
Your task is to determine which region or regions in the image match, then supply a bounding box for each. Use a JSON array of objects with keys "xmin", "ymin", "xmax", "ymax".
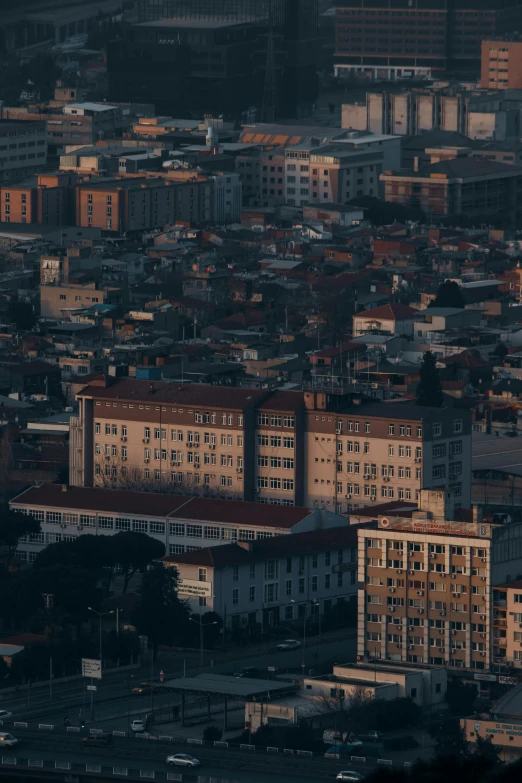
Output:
[{"xmin": 179, "ymin": 579, "xmax": 212, "ymax": 598}]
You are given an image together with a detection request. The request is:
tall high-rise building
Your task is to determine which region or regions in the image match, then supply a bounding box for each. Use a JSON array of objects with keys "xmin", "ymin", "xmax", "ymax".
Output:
[
  {"xmin": 108, "ymin": 0, "xmax": 319, "ymax": 119},
  {"xmin": 334, "ymin": 0, "xmax": 522, "ymax": 80}
]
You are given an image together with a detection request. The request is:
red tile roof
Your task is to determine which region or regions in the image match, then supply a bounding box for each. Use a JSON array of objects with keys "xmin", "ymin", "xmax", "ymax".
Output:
[
  {"xmin": 354, "ymin": 304, "xmax": 418, "ymax": 321},
  {"xmin": 11, "ymin": 484, "xmax": 312, "ymax": 530},
  {"xmin": 160, "ymin": 524, "xmax": 362, "ymax": 569},
  {"xmin": 77, "ymin": 379, "xmax": 267, "ymax": 410}
]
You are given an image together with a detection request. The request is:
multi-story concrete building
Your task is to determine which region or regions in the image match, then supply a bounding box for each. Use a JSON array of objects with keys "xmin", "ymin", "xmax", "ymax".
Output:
[
  {"xmin": 381, "ymin": 156, "xmax": 522, "ymax": 222},
  {"xmin": 334, "ymin": 0, "xmax": 522, "ymax": 80},
  {"xmin": 69, "ymin": 378, "xmax": 471, "ymax": 512},
  {"xmin": 9, "ymin": 483, "xmax": 344, "ymax": 565},
  {"xmin": 0, "ymin": 173, "xmax": 77, "ymax": 225},
  {"xmin": 481, "ymin": 40, "xmax": 522, "ymax": 91},
  {"xmin": 491, "ymin": 580, "xmax": 522, "ymax": 669},
  {"xmin": 0, "ymin": 120, "xmax": 47, "ymax": 184},
  {"xmin": 357, "ymin": 489, "xmax": 522, "ymax": 671},
  {"xmin": 161, "ymin": 523, "xmax": 358, "ymax": 628}
]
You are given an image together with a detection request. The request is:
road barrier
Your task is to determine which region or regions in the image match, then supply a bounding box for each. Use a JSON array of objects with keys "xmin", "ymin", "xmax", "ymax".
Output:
[
  {"xmin": 283, "ymin": 749, "xmax": 294, "ymax": 755},
  {"xmin": 55, "ymin": 761, "xmax": 71, "ymax": 770},
  {"xmin": 1, "ymin": 757, "xmax": 16, "ymax": 765},
  {"xmin": 188, "ymin": 738, "xmax": 203, "ymax": 745},
  {"xmin": 13, "ymin": 722, "xmax": 28, "ymax": 728},
  {"xmin": 404, "ymin": 762, "xmax": 412, "ymax": 768},
  {"xmin": 113, "ymin": 767, "xmax": 129, "ymax": 776},
  {"xmin": 351, "ymin": 756, "xmax": 366, "ymax": 763},
  {"xmin": 86, "ymin": 764, "xmax": 102, "ymax": 773},
  {"xmin": 159, "ymin": 735, "xmax": 173, "ymax": 742},
  {"xmin": 240, "ymin": 744, "xmax": 255, "ymax": 751},
  {"xmin": 214, "ymin": 741, "xmax": 228, "ymax": 748},
  {"xmin": 38, "ymin": 724, "xmax": 54, "ymax": 730},
  {"xmin": 113, "ymin": 731, "xmax": 126, "ymax": 738},
  {"xmin": 267, "ymin": 747, "xmax": 279, "ymax": 753},
  {"xmin": 28, "ymin": 760, "xmax": 43, "ymax": 767},
  {"xmin": 297, "ymin": 750, "xmax": 313, "ymax": 757},
  {"xmin": 378, "ymin": 759, "xmax": 393, "ymax": 766},
  {"xmin": 67, "ymin": 726, "xmax": 80, "ymax": 732},
  {"xmin": 166, "ymin": 774, "xmax": 182, "ymax": 781},
  {"xmin": 140, "ymin": 771, "xmax": 155, "ymax": 779}
]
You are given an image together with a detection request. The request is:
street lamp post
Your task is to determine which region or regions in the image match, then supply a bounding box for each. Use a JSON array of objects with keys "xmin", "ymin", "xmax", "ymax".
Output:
[
  {"xmin": 189, "ymin": 616, "xmax": 218, "ymax": 671},
  {"xmin": 87, "ymin": 608, "xmax": 114, "ymax": 722}
]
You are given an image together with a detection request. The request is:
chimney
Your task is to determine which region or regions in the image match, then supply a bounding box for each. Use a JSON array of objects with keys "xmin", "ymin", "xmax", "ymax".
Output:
[
  {"xmin": 61, "ymin": 484, "xmax": 68, "ymax": 492},
  {"xmin": 413, "ymin": 157, "xmax": 419, "ymax": 173}
]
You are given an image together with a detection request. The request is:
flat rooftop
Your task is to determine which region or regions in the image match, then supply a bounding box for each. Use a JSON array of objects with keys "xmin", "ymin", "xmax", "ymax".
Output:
[
  {"xmin": 136, "ymin": 18, "xmax": 248, "ymax": 29},
  {"xmin": 156, "ymin": 673, "xmax": 295, "ymax": 699},
  {"xmin": 472, "ymin": 431, "xmax": 522, "ymax": 477}
]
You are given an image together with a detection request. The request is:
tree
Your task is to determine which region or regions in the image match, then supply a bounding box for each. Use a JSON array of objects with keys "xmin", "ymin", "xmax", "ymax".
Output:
[
  {"xmin": 0, "ymin": 570, "xmax": 44, "ymax": 630},
  {"xmin": 132, "ymin": 563, "xmax": 189, "ymax": 657},
  {"xmin": 429, "ymin": 281, "xmax": 465, "ymax": 309},
  {"xmin": 446, "ymin": 679, "xmax": 478, "ymax": 716},
  {"xmin": 8, "ymin": 298, "xmax": 36, "ymax": 331},
  {"xmin": 475, "ymin": 734, "xmax": 501, "ymax": 764},
  {"xmin": 430, "ymin": 717, "xmax": 469, "ymax": 760},
  {"xmin": 346, "ymin": 195, "xmax": 426, "ymax": 225},
  {"xmin": 113, "ymin": 531, "xmax": 165, "ymax": 593},
  {"xmin": 0, "ymin": 509, "xmax": 41, "ymax": 571},
  {"xmin": 29, "ymin": 564, "xmax": 102, "ymax": 637},
  {"xmin": 416, "ymin": 350, "xmax": 444, "ymax": 407},
  {"xmin": 203, "ymin": 725, "xmax": 223, "ymax": 742},
  {"xmin": 493, "ymin": 342, "xmax": 508, "ymax": 360}
]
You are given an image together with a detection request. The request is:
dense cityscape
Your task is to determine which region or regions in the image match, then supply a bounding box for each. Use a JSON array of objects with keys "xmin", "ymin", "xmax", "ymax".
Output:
[{"xmin": 3, "ymin": 1, "xmax": 522, "ymax": 782}]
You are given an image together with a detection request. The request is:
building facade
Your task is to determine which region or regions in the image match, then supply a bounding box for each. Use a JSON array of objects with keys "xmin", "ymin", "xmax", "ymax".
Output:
[
  {"xmin": 481, "ymin": 40, "xmax": 522, "ymax": 91},
  {"xmin": 161, "ymin": 523, "xmax": 358, "ymax": 627},
  {"xmin": 357, "ymin": 491, "xmax": 522, "ymax": 671},
  {"xmin": 0, "ymin": 120, "xmax": 47, "ymax": 184},
  {"xmin": 9, "ymin": 483, "xmax": 343, "ymax": 564},
  {"xmin": 68, "ymin": 378, "xmax": 472, "ymax": 513}
]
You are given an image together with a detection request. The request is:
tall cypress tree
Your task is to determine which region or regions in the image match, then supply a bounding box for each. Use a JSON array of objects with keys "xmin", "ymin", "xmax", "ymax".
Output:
[{"xmin": 416, "ymin": 350, "xmax": 444, "ymax": 407}]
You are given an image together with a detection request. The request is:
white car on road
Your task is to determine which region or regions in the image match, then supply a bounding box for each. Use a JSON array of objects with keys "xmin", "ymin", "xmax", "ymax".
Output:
[
  {"xmin": 277, "ymin": 639, "xmax": 302, "ymax": 651},
  {"xmin": 131, "ymin": 720, "xmax": 145, "ymax": 733},
  {"xmin": 0, "ymin": 732, "xmax": 18, "ymax": 748},
  {"xmin": 0, "ymin": 711, "xmax": 13, "ymax": 720},
  {"xmin": 166, "ymin": 754, "xmax": 200, "ymax": 767},
  {"xmin": 336, "ymin": 771, "xmax": 365, "ymax": 781}
]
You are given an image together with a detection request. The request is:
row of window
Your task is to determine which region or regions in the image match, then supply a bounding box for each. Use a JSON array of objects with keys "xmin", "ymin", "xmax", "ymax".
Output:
[
  {"xmin": 257, "ymin": 414, "xmax": 295, "ymax": 427},
  {"xmin": 257, "ymin": 477, "xmax": 294, "ymax": 491},
  {"xmin": 368, "ymin": 633, "xmax": 487, "ymax": 651},
  {"xmin": 367, "ymin": 541, "xmax": 487, "ymax": 557}
]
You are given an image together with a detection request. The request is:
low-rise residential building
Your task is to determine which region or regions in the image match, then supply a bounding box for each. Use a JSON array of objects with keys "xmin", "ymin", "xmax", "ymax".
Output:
[
  {"xmin": 160, "ymin": 523, "xmax": 358, "ymax": 627},
  {"xmin": 357, "ymin": 489, "xmax": 522, "ymax": 671},
  {"xmin": 352, "ymin": 304, "xmax": 418, "ymax": 337}
]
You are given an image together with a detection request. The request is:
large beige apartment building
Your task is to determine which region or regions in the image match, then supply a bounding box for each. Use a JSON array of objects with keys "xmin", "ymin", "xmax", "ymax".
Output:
[
  {"xmin": 357, "ymin": 490, "xmax": 522, "ymax": 672},
  {"xmin": 69, "ymin": 379, "xmax": 471, "ymax": 512}
]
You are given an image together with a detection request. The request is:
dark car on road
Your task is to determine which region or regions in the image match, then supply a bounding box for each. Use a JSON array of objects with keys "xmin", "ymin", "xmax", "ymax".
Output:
[{"xmin": 235, "ymin": 667, "xmax": 259, "ymax": 678}]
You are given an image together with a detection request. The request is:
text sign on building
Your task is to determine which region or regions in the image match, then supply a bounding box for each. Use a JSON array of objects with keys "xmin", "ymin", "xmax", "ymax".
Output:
[
  {"xmin": 81, "ymin": 658, "xmax": 102, "ymax": 679},
  {"xmin": 178, "ymin": 579, "xmax": 212, "ymax": 598},
  {"xmin": 473, "ymin": 673, "xmax": 496, "ymax": 682}
]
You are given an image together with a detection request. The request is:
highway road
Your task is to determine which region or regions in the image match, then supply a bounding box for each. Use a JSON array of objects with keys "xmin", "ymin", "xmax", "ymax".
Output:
[
  {"xmin": 0, "ymin": 633, "xmax": 356, "ymax": 728},
  {"xmin": 2, "ymin": 726, "xmax": 365, "ymax": 782}
]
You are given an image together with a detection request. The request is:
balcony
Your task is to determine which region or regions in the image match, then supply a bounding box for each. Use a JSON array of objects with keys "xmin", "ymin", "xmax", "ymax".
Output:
[
  {"xmin": 493, "ymin": 637, "xmax": 507, "ymax": 647},
  {"xmin": 493, "ymin": 617, "xmax": 507, "ymax": 627}
]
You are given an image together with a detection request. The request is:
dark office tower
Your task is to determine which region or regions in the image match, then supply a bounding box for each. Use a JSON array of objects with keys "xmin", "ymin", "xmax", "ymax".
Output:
[
  {"xmin": 334, "ymin": 0, "xmax": 522, "ymax": 80},
  {"xmin": 108, "ymin": 0, "xmax": 319, "ymax": 120}
]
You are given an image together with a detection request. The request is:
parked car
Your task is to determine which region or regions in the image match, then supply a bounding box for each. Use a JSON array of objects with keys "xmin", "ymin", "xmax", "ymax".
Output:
[
  {"xmin": 0, "ymin": 733, "xmax": 18, "ymax": 748},
  {"xmin": 83, "ymin": 733, "xmax": 113, "ymax": 747},
  {"xmin": 166, "ymin": 754, "xmax": 200, "ymax": 767},
  {"xmin": 277, "ymin": 639, "xmax": 301, "ymax": 651},
  {"xmin": 336, "ymin": 771, "xmax": 365, "ymax": 781},
  {"xmin": 361, "ymin": 730, "xmax": 383, "ymax": 741},
  {"xmin": 234, "ymin": 667, "xmax": 259, "ymax": 678},
  {"xmin": 0, "ymin": 711, "xmax": 13, "ymax": 720},
  {"xmin": 131, "ymin": 720, "xmax": 145, "ymax": 733},
  {"xmin": 132, "ymin": 682, "xmax": 152, "ymax": 695}
]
